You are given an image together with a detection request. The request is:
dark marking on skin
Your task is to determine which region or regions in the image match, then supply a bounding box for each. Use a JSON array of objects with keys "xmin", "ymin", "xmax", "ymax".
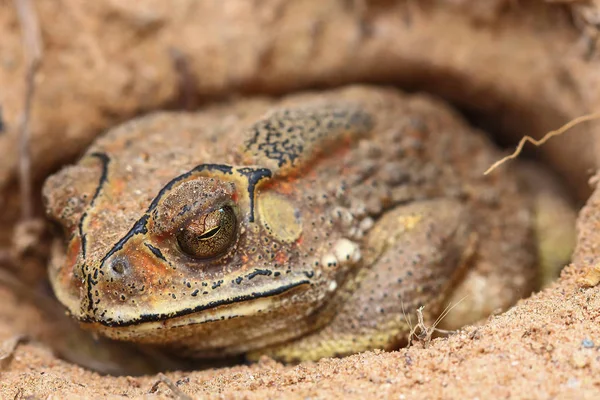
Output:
[
  {"xmin": 304, "ymin": 271, "xmax": 315, "ymax": 278},
  {"xmin": 183, "ymin": 314, "xmax": 241, "ymax": 327},
  {"xmin": 246, "ymin": 269, "xmax": 273, "ymax": 280},
  {"xmin": 244, "ymin": 107, "xmax": 373, "ymax": 169},
  {"xmin": 84, "ymin": 280, "xmax": 310, "ymax": 327},
  {"xmin": 77, "ymin": 152, "xmax": 111, "ymax": 260},
  {"xmin": 86, "ymin": 272, "xmax": 95, "ymax": 311},
  {"xmin": 235, "ymin": 277, "xmax": 243, "ymax": 284},
  {"xmin": 144, "ymin": 242, "xmax": 167, "ymax": 261},
  {"xmin": 178, "ymin": 204, "xmax": 191, "ymax": 216},
  {"xmin": 88, "ymin": 153, "xmax": 111, "ymax": 205},
  {"xmin": 99, "ymin": 214, "xmax": 150, "ymax": 266},
  {"xmin": 191, "ymin": 289, "xmax": 199, "ymax": 297},
  {"xmin": 212, "ymin": 280, "xmax": 223, "ymax": 289},
  {"xmin": 236, "ymin": 167, "xmax": 272, "ymax": 222},
  {"xmin": 80, "ymin": 233, "xmax": 87, "ymax": 259}
]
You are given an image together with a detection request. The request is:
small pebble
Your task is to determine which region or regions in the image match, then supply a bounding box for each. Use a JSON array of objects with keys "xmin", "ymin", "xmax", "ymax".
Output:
[
  {"xmin": 570, "ymin": 351, "xmax": 589, "ymax": 369},
  {"xmin": 566, "ymin": 377, "xmax": 580, "ymax": 389},
  {"xmin": 582, "ymin": 338, "xmax": 594, "ymax": 349}
]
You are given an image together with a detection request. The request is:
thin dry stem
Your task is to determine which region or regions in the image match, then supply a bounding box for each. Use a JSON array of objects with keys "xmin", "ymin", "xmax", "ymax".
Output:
[
  {"xmin": 484, "ymin": 112, "xmax": 600, "ymax": 175},
  {"xmin": 13, "ymin": 0, "xmax": 43, "ymax": 221},
  {"xmin": 150, "ymin": 374, "xmax": 193, "ymax": 400},
  {"xmin": 408, "ymin": 296, "xmax": 468, "ymax": 347},
  {"xmin": 400, "ymin": 296, "xmax": 414, "ymax": 336}
]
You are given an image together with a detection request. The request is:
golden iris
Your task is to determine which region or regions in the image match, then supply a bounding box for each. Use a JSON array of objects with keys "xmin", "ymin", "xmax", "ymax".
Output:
[{"xmin": 176, "ymin": 206, "xmax": 237, "ymax": 259}]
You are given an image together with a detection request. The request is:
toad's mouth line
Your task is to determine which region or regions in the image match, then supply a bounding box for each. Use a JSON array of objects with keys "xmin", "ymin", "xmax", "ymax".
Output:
[{"xmin": 81, "ymin": 279, "xmax": 311, "ymax": 328}]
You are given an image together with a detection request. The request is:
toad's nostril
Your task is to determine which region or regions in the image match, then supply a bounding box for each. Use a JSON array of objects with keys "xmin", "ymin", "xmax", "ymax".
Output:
[{"xmin": 111, "ymin": 258, "xmax": 129, "ymax": 275}]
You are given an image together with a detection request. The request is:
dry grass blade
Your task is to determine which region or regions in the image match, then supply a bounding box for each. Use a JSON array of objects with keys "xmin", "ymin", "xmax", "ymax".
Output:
[
  {"xmin": 431, "ymin": 295, "xmax": 468, "ymax": 331},
  {"xmin": 484, "ymin": 112, "xmax": 600, "ymax": 175},
  {"xmin": 150, "ymin": 373, "xmax": 193, "ymax": 400},
  {"xmin": 400, "ymin": 296, "xmax": 414, "ymax": 342},
  {"xmin": 408, "ymin": 295, "xmax": 468, "ymax": 347}
]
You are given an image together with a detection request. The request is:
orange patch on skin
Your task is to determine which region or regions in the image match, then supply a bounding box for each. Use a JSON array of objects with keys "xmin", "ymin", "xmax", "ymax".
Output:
[
  {"xmin": 139, "ymin": 252, "xmax": 169, "ymax": 274},
  {"xmin": 89, "ymin": 218, "xmax": 102, "ymax": 231},
  {"xmin": 276, "ymin": 181, "xmax": 295, "ymax": 195},
  {"xmin": 260, "ymin": 178, "xmax": 297, "ymax": 196},
  {"xmin": 66, "ymin": 237, "xmax": 80, "ymax": 265},
  {"xmin": 108, "ymin": 178, "xmax": 126, "ymax": 198},
  {"xmin": 120, "ymin": 243, "xmax": 173, "ymax": 286},
  {"xmin": 260, "ymin": 138, "xmax": 355, "ymax": 194},
  {"xmin": 275, "ymin": 251, "xmax": 288, "ymax": 264},
  {"xmin": 152, "ymin": 235, "xmax": 169, "ymax": 246},
  {"xmin": 64, "ymin": 237, "xmax": 82, "ymax": 288}
]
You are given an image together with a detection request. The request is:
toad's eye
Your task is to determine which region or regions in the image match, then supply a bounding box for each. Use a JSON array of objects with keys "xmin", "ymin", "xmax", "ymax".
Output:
[{"xmin": 176, "ymin": 206, "xmax": 237, "ymax": 259}]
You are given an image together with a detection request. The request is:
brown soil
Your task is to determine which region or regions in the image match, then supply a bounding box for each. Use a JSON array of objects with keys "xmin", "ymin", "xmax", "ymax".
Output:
[{"xmin": 2, "ymin": 1, "xmax": 600, "ymax": 398}]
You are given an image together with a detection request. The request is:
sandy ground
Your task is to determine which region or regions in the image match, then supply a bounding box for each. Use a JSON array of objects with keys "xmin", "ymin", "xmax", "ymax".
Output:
[{"xmin": 2, "ymin": 1, "xmax": 600, "ymax": 399}]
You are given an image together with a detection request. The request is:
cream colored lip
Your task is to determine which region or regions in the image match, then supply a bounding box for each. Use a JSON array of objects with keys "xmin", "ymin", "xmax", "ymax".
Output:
[{"xmin": 83, "ymin": 279, "xmax": 311, "ymax": 328}]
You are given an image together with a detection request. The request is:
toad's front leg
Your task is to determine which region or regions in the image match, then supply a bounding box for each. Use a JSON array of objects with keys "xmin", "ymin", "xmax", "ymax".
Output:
[{"xmin": 249, "ymin": 198, "xmax": 474, "ymax": 363}]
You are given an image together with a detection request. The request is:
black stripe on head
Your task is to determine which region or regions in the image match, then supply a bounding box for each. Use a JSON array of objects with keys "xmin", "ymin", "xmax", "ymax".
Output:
[
  {"xmin": 237, "ymin": 167, "xmax": 272, "ymax": 222},
  {"xmin": 144, "ymin": 242, "xmax": 167, "ymax": 261},
  {"xmin": 78, "ymin": 152, "xmax": 111, "ymax": 260}
]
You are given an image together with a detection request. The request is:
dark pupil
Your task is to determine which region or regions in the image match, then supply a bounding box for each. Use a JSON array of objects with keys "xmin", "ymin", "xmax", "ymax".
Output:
[
  {"xmin": 196, "ymin": 225, "xmax": 220, "ymax": 240},
  {"xmin": 177, "ymin": 207, "xmax": 236, "ymax": 259}
]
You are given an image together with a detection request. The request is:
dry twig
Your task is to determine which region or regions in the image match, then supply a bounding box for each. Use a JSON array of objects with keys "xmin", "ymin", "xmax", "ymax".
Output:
[
  {"xmin": 484, "ymin": 112, "xmax": 600, "ymax": 175},
  {"xmin": 150, "ymin": 373, "xmax": 193, "ymax": 400}
]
